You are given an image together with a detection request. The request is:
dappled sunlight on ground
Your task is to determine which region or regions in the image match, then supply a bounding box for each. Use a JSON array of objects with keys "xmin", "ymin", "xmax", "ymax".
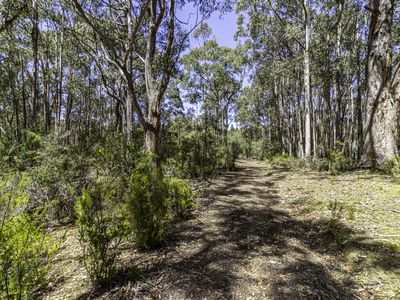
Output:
[{"xmin": 44, "ymin": 159, "xmax": 400, "ymax": 299}]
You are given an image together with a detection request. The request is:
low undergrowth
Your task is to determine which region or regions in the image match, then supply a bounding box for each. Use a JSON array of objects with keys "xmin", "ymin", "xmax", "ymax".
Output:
[
  {"xmin": 0, "ymin": 176, "xmax": 61, "ymax": 299},
  {"xmin": 267, "ymin": 151, "xmax": 357, "ymax": 175},
  {"xmin": 75, "ymin": 164, "xmax": 198, "ymax": 286},
  {"xmin": 271, "ymin": 164, "xmax": 400, "ymax": 298}
]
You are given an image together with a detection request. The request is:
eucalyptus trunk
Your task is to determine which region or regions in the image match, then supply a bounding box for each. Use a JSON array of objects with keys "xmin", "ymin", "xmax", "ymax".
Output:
[
  {"xmin": 303, "ymin": 0, "xmax": 312, "ymax": 158},
  {"xmin": 363, "ymin": 0, "xmax": 398, "ymax": 165}
]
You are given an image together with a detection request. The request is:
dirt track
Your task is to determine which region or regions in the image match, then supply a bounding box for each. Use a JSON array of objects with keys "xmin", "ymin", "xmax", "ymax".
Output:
[
  {"xmin": 46, "ymin": 159, "xmax": 381, "ymax": 299},
  {"xmin": 120, "ymin": 159, "xmax": 356, "ymax": 299}
]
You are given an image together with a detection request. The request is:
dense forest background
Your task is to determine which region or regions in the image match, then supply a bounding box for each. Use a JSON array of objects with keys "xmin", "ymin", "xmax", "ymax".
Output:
[
  {"xmin": 1, "ymin": 0, "xmax": 400, "ymax": 299},
  {"xmin": 1, "ymin": 0, "xmax": 399, "ymax": 173}
]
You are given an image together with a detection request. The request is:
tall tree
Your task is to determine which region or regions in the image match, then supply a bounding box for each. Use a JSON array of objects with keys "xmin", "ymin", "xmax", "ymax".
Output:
[
  {"xmin": 363, "ymin": 0, "xmax": 398, "ymax": 165},
  {"xmin": 69, "ymin": 0, "xmax": 208, "ymax": 169},
  {"xmin": 303, "ymin": 0, "xmax": 312, "ymax": 158}
]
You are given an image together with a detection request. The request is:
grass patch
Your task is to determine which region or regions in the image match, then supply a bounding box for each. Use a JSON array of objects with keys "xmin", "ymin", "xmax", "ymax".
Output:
[{"xmin": 272, "ymin": 166, "xmax": 400, "ymax": 298}]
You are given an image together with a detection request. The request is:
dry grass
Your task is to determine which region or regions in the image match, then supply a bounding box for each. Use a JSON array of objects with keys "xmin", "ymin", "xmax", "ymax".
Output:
[
  {"xmin": 273, "ymin": 165, "xmax": 400, "ymax": 299},
  {"xmin": 42, "ymin": 160, "xmax": 400, "ymax": 299}
]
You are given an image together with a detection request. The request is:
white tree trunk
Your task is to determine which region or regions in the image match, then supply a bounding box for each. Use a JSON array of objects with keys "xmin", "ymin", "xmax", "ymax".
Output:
[{"xmin": 303, "ymin": 0, "xmax": 312, "ymax": 158}]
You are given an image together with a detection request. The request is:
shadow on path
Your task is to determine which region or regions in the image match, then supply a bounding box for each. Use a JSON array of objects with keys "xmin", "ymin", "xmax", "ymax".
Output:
[{"xmin": 78, "ymin": 160, "xmax": 400, "ymax": 300}]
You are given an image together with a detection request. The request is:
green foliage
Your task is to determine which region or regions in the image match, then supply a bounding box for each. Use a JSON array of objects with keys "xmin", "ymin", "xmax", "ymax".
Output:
[
  {"xmin": 327, "ymin": 148, "xmax": 355, "ymax": 174},
  {"xmin": 161, "ymin": 117, "xmax": 237, "ymax": 178},
  {"xmin": 127, "ymin": 157, "xmax": 197, "ymax": 249},
  {"xmin": 268, "ymin": 155, "xmax": 302, "ymax": 170},
  {"xmin": 193, "ymin": 22, "xmax": 212, "ymax": 40},
  {"xmin": 75, "ymin": 179, "xmax": 128, "ymax": 286},
  {"xmin": 20, "ymin": 131, "xmax": 44, "ymax": 168},
  {"xmin": 26, "ymin": 137, "xmax": 90, "ymax": 222},
  {"xmin": 0, "ymin": 130, "xmax": 44, "ymax": 171},
  {"xmin": 94, "ymin": 132, "xmax": 144, "ymax": 174},
  {"xmin": 380, "ymin": 157, "xmax": 400, "ymax": 179},
  {"xmin": 162, "ymin": 158, "xmax": 185, "ymax": 178},
  {"xmin": 265, "ymin": 144, "xmax": 357, "ymax": 174},
  {"xmin": 0, "ymin": 177, "xmax": 60, "ymax": 299},
  {"xmin": 5, "ymin": 133, "xmax": 145, "ymax": 224},
  {"xmin": 165, "ymin": 177, "xmax": 197, "ymax": 220},
  {"xmin": 306, "ymin": 157, "xmax": 329, "ymax": 172},
  {"xmin": 174, "ymin": 37, "xmax": 243, "ymax": 177},
  {"xmin": 327, "ymin": 199, "xmax": 356, "ymax": 246},
  {"xmin": 250, "ymin": 139, "xmax": 270, "ymax": 160},
  {"xmin": 126, "ymin": 171, "xmax": 169, "ymax": 250},
  {"xmin": 327, "ymin": 199, "xmax": 345, "ymax": 229},
  {"xmin": 224, "ymin": 139, "xmax": 242, "ymax": 171}
]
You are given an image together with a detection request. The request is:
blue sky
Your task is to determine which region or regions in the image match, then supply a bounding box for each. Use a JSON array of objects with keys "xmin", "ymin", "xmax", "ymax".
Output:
[
  {"xmin": 177, "ymin": 5, "xmax": 238, "ymax": 49},
  {"xmin": 206, "ymin": 11, "xmax": 237, "ymax": 48}
]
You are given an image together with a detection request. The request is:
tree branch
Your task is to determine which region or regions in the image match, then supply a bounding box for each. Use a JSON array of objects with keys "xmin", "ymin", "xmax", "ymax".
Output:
[{"xmin": 0, "ymin": 2, "xmax": 28, "ymax": 35}]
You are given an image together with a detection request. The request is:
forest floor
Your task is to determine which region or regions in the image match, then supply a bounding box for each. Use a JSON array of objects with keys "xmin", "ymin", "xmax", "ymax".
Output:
[{"xmin": 43, "ymin": 159, "xmax": 400, "ymax": 300}]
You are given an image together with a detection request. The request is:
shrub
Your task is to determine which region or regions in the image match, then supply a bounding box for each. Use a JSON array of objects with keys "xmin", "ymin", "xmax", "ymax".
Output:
[
  {"xmin": 19, "ymin": 137, "xmax": 91, "ymax": 223},
  {"xmin": 75, "ymin": 179, "xmax": 128, "ymax": 286},
  {"xmin": 165, "ymin": 177, "xmax": 197, "ymax": 220},
  {"xmin": 327, "ymin": 199, "xmax": 356, "ymax": 246},
  {"xmin": 26, "ymin": 163, "xmax": 79, "ymax": 223},
  {"xmin": 126, "ymin": 172, "xmax": 170, "ymax": 250},
  {"xmin": 309, "ymin": 158, "xmax": 330, "ymax": 171},
  {"xmin": 380, "ymin": 157, "xmax": 400, "ymax": 179},
  {"xmin": 172, "ymin": 130, "xmax": 211, "ymax": 178},
  {"xmin": 162, "ymin": 158, "xmax": 185, "ymax": 178},
  {"xmin": 126, "ymin": 165, "xmax": 197, "ymax": 249},
  {"xmin": 327, "ymin": 150, "xmax": 355, "ymax": 174},
  {"xmin": 269, "ymin": 155, "xmax": 302, "ymax": 170},
  {"xmin": 19, "ymin": 131, "xmax": 44, "ymax": 169},
  {"xmin": 225, "ymin": 140, "xmax": 241, "ymax": 171},
  {"xmin": 161, "ymin": 120, "xmax": 245, "ymax": 178},
  {"xmin": 251, "ymin": 139, "xmax": 275, "ymax": 160},
  {"xmin": 0, "ymin": 177, "xmax": 60, "ymax": 299},
  {"xmin": 327, "ymin": 199, "xmax": 346, "ymax": 229},
  {"xmin": 251, "ymin": 140, "xmax": 266, "ymax": 160}
]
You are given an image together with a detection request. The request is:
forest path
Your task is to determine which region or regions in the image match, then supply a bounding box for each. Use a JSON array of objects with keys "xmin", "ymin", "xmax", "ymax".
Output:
[
  {"xmin": 126, "ymin": 159, "xmax": 356, "ymax": 299},
  {"xmin": 47, "ymin": 159, "xmax": 365, "ymax": 300}
]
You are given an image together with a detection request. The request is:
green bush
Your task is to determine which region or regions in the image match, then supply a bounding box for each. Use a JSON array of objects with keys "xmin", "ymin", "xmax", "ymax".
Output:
[
  {"xmin": 327, "ymin": 199, "xmax": 356, "ymax": 246},
  {"xmin": 327, "ymin": 199, "xmax": 345, "ymax": 228},
  {"xmin": 126, "ymin": 166, "xmax": 197, "ymax": 249},
  {"xmin": 269, "ymin": 155, "xmax": 302, "ymax": 170},
  {"xmin": 380, "ymin": 157, "xmax": 400, "ymax": 179},
  {"xmin": 75, "ymin": 179, "xmax": 128, "ymax": 285},
  {"xmin": 19, "ymin": 131, "xmax": 44, "ymax": 169},
  {"xmin": 165, "ymin": 177, "xmax": 197, "ymax": 220},
  {"xmin": 14, "ymin": 136, "xmax": 92, "ymax": 223},
  {"xmin": 0, "ymin": 177, "xmax": 60, "ymax": 299},
  {"xmin": 327, "ymin": 150, "xmax": 355, "ymax": 174},
  {"xmin": 267, "ymin": 151, "xmax": 356, "ymax": 174},
  {"xmin": 162, "ymin": 158, "xmax": 185, "ymax": 178},
  {"xmin": 0, "ymin": 130, "xmax": 44, "ymax": 171},
  {"xmin": 26, "ymin": 163, "xmax": 79, "ymax": 223},
  {"xmin": 251, "ymin": 139, "xmax": 277, "ymax": 160},
  {"xmin": 224, "ymin": 140, "xmax": 241, "ymax": 171},
  {"xmin": 251, "ymin": 139, "xmax": 267, "ymax": 160},
  {"xmin": 307, "ymin": 157, "xmax": 329, "ymax": 171},
  {"xmin": 161, "ymin": 118, "xmax": 245, "ymax": 178},
  {"xmin": 126, "ymin": 172, "xmax": 170, "ymax": 250}
]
